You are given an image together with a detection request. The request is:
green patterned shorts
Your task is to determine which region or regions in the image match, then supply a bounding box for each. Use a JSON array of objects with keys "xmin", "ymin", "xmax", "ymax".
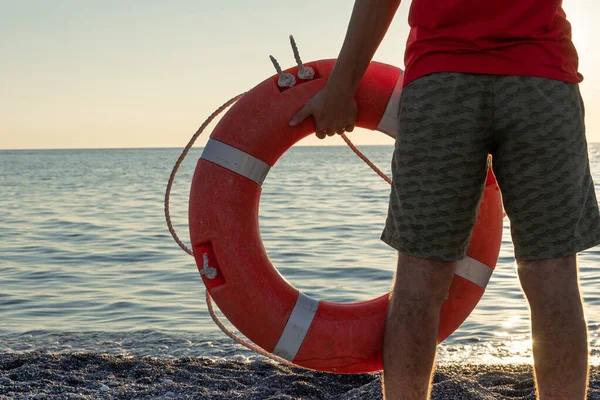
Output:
[{"xmin": 381, "ymin": 72, "xmax": 600, "ymax": 261}]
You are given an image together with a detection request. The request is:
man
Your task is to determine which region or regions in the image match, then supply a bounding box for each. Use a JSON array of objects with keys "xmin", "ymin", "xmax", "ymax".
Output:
[{"xmin": 288, "ymin": 0, "xmax": 600, "ymax": 399}]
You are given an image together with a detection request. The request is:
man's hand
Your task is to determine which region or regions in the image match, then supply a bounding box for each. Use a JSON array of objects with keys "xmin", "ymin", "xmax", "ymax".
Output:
[
  {"xmin": 288, "ymin": 85, "xmax": 357, "ymax": 139},
  {"xmin": 287, "ymin": 0, "xmax": 400, "ymax": 139}
]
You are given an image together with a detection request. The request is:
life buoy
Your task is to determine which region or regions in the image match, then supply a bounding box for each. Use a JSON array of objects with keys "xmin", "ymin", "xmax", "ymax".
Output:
[{"xmin": 188, "ymin": 59, "xmax": 503, "ymax": 373}]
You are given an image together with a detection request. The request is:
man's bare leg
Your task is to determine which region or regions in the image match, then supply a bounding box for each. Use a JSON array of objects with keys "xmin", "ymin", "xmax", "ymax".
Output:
[
  {"xmin": 382, "ymin": 253, "xmax": 456, "ymax": 400},
  {"xmin": 518, "ymin": 254, "xmax": 588, "ymax": 399}
]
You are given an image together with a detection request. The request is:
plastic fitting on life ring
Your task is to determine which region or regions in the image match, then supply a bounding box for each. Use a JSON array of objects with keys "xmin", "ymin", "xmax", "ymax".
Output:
[{"xmin": 188, "ymin": 59, "xmax": 503, "ymax": 374}]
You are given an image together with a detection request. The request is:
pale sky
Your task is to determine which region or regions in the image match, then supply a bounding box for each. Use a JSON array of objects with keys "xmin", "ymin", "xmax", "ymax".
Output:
[{"xmin": 1, "ymin": 0, "xmax": 599, "ymax": 150}]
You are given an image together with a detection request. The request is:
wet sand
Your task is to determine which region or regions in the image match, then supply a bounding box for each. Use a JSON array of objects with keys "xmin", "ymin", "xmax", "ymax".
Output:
[{"xmin": 1, "ymin": 353, "xmax": 600, "ymax": 399}]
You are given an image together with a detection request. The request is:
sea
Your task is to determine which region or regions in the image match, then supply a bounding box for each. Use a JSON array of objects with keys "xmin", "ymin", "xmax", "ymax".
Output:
[{"xmin": 1, "ymin": 144, "xmax": 599, "ymax": 365}]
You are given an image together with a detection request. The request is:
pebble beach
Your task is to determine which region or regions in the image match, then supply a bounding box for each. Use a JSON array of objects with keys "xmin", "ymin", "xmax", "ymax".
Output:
[{"xmin": 2, "ymin": 353, "xmax": 600, "ymax": 399}]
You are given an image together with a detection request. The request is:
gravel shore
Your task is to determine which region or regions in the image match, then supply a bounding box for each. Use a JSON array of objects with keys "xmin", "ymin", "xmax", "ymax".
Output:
[{"xmin": 1, "ymin": 353, "xmax": 600, "ymax": 399}]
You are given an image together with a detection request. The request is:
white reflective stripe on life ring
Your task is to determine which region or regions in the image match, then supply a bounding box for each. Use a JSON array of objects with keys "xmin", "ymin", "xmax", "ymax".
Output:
[
  {"xmin": 455, "ymin": 256, "xmax": 493, "ymax": 288},
  {"xmin": 201, "ymin": 139, "xmax": 271, "ymax": 185},
  {"xmin": 375, "ymin": 71, "xmax": 404, "ymax": 139},
  {"xmin": 273, "ymin": 292, "xmax": 320, "ymax": 361}
]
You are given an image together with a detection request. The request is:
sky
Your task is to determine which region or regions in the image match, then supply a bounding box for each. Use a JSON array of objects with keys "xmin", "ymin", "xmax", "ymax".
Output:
[{"xmin": 1, "ymin": 0, "xmax": 599, "ymax": 150}]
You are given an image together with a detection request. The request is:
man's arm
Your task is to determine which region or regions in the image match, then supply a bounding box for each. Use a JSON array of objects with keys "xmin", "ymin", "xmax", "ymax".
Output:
[
  {"xmin": 289, "ymin": 0, "xmax": 401, "ymax": 138},
  {"xmin": 329, "ymin": 0, "xmax": 402, "ymax": 94}
]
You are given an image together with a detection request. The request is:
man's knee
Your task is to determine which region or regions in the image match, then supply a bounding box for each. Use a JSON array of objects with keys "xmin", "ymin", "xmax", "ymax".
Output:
[
  {"xmin": 517, "ymin": 254, "xmax": 582, "ymax": 307},
  {"xmin": 390, "ymin": 252, "xmax": 456, "ymax": 307}
]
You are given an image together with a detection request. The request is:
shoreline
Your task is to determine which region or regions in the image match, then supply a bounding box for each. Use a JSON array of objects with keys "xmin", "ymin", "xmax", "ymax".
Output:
[{"xmin": 1, "ymin": 353, "xmax": 600, "ymax": 399}]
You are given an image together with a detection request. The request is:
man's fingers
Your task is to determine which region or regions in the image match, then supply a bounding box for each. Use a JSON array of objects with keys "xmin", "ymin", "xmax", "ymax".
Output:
[
  {"xmin": 317, "ymin": 124, "xmax": 355, "ymax": 138},
  {"xmin": 289, "ymin": 105, "xmax": 312, "ymax": 127},
  {"xmin": 321, "ymin": 128, "xmax": 333, "ymax": 138}
]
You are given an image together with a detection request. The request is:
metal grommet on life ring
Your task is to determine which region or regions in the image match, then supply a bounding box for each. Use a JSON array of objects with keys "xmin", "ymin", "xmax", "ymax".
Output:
[{"xmin": 188, "ymin": 59, "xmax": 504, "ymax": 374}]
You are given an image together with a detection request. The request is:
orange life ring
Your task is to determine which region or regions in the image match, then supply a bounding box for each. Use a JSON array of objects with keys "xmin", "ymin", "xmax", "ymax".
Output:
[{"xmin": 189, "ymin": 59, "xmax": 503, "ymax": 374}]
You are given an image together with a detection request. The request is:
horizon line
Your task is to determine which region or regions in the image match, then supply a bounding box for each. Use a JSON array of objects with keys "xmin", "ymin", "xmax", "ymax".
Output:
[
  {"xmin": 0, "ymin": 144, "xmax": 402, "ymax": 151},
  {"xmin": 1, "ymin": 142, "xmax": 599, "ymax": 152}
]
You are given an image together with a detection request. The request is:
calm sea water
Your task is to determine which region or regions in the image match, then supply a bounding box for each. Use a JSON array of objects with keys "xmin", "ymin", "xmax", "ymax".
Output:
[{"xmin": 1, "ymin": 145, "xmax": 599, "ymax": 364}]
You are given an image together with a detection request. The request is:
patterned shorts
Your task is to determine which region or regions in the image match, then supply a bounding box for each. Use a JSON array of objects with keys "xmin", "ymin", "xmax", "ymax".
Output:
[{"xmin": 381, "ymin": 72, "xmax": 600, "ymax": 261}]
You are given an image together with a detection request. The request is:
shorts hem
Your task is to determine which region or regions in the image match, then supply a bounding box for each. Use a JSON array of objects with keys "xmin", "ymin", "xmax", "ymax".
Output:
[
  {"xmin": 380, "ymin": 231, "xmax": 467, "ymax": 262},
  {"xmin": 514, "ymin": 234, "xmax": 600, "ymax": 261}
]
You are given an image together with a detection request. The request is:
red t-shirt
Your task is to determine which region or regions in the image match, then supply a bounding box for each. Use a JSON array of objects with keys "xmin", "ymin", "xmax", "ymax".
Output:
[{"xmin": 403, "ymin": 0, "xmax": 583, "ymax": 87}]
